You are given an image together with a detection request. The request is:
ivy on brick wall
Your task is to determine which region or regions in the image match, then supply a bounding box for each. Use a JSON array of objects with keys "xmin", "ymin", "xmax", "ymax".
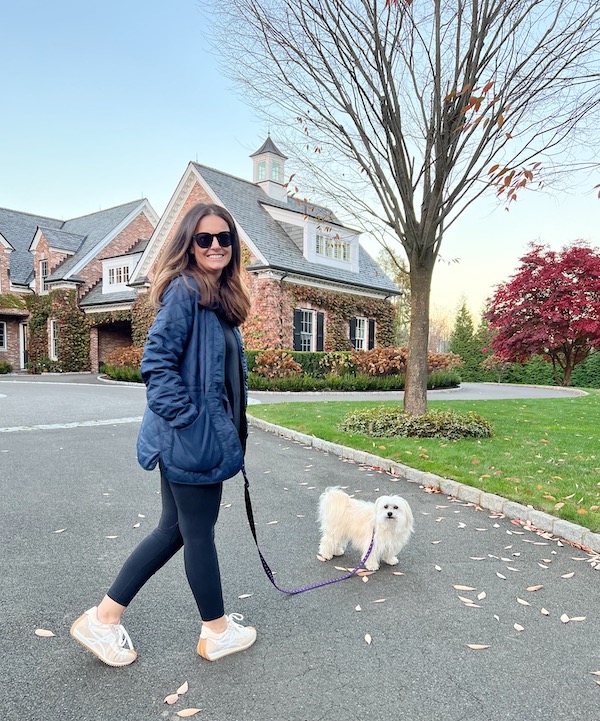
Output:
[
  {"xmin": 52, "ymin": 290, "xmax": 90, "ymax": 371},
  {"xmin": 290, "ymin": 285, "xmax": 396, "ymax": 350},
  {"xmin": 131, "ymin": 293, "xmax": 155, "ymax": 348},
  {"xmin": 24, "ymin": 294, "xmax": 52, "ymax": 370}
]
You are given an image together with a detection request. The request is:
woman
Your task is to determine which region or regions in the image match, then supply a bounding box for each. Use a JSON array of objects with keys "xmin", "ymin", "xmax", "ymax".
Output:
[{"xmin": 70, "ymin": 203, "xmax": 255, "ymax": 666}]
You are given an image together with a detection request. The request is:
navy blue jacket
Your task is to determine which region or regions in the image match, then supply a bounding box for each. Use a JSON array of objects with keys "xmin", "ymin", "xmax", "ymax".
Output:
[{"xmin": 136, "ymin": 275, "xmax": 247, "ymax": 485}]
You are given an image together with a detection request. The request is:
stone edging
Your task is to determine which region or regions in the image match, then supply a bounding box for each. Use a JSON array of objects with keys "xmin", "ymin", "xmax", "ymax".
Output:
[{"xmin": 248, "ymin": 415, "xmax": 600, "ymax": 555}]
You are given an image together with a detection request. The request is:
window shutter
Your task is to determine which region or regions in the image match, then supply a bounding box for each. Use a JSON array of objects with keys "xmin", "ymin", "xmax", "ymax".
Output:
[
  {"xmin": 349, "ymin": 317, "xmax": 357, "ymax": 349},
  {"xmin": 293, "ymin": 309, "xmax": 302, "ymax": 351},
  {"xmin": 368, "ymin": 319, "xmax": 376, "ymax": 349},
  {"xmin": 316, "ymin": 312, "xmax": 324, "ymax": 352}
]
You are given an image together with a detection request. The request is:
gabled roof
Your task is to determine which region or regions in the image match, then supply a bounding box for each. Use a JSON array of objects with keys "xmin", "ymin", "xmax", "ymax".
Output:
[
  {"xmin": 0, "ymin": 201, "xmax": 152, "ymax": 286},
  {"xmin": 0, "ymin": 207, "xmax": 63, "ymax": 285},
  {"xmin": 47, "ymin": 200, "xmax": 149, "ymax": 281},
  {"xmin": 37, "ymin": 226, "xmax": 86, "ymax": 253},
  {"xmin": 192, "ymin": 163, "xmax": 400, "ymax": 295}
]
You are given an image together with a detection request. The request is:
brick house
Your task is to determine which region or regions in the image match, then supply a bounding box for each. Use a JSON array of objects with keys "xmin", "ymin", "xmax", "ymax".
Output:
[
  {"xmin": 0, "ymin": 137, "xmax": 400, "ymax": 373},
  {"xmin": 0, "ymin": 201, "xmax": 158, "ymax": 370},
  {"xmin": 130, "ymin": 137, "xmax": 401, "ymax": 356}
]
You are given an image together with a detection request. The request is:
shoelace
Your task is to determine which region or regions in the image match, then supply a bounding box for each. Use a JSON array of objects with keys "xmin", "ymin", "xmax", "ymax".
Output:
[
  {"xmin": 114, "ymin": 624, "xmax": 134, "ymax": 650},
  {"xmin": 227, "ymin": 613, "xmax": 245, "ymax": 630}
]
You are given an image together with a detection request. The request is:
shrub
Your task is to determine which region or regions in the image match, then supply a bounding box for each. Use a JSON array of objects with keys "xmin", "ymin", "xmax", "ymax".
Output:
[
  {"xmin": 481, "ymin": 353, "xmax": 514, "ymax": 383},
  {"xmin": 0, "ymin": 360, "xmax": 13, "ymax": 374},
  {"xmin": 104, "ymin": 346, "xmax": 144, "ymax": 369},
  {"xmin": 339, "ymin": 407, "xmax": 494, "ymax": 440},
  {"xmin": 247, "ymin": 370, "xmax": 461, "ymax": 392},
  {"xmin": 102, "ymin": 364, "xmax": 143, "ymax": 383},
  {"xmin": 351, "ymin": 346, "xmax": 463, "ymax": 377},
  {"xmin": 319, "ymin": 351, "xmax": 355, "ymax": 376},
  {"xmin": 253, "ymin": 350, "xmax": 302, "ymax": 379}
]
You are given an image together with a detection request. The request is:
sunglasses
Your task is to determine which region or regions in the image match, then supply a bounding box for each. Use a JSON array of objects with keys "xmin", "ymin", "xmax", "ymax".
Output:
[{"xmin": 192, "ymin": 231, "xmax": 233, "ymax": 249}]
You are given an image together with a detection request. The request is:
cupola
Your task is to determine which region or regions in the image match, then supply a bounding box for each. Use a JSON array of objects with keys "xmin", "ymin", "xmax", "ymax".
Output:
[{"xmin": 250, "ymin": 134, "xmax": 288, "ymax": 201}]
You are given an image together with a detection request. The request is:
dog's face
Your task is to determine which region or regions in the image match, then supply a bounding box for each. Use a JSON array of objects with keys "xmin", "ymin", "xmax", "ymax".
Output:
[{"xmin": 374, "ymin": 495, "xmax": 407, "ymax": 526}]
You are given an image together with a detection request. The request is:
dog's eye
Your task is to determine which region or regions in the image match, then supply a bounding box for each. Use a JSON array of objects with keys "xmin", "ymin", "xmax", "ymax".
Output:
[
  {"xmin": 383, "ymin": 504, "xmax": 389, "ymax": 509},
  {"xmin": 394, "ymin": 505, "xmax": 399, "ymax": 510}
]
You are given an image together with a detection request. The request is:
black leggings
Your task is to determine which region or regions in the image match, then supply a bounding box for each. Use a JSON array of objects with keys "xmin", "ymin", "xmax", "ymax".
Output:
[{"xmin": 107, "ymin": 469, "xmax": 224, "ymax": 621}]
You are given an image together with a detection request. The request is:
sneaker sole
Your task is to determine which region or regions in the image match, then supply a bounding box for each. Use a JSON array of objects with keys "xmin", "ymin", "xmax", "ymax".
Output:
[
  {"xmin": 70, "ymin": 613, "xmax": 138, "ymax": 668},
  {"xmin": 197, "ymin": 628, "xmax": 257, "ymax": 661}
]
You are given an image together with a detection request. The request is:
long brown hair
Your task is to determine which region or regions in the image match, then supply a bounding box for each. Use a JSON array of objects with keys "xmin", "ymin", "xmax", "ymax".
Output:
[{"xmin": 150, "ymin": 203, "xmax": 251, "ymax": 325}]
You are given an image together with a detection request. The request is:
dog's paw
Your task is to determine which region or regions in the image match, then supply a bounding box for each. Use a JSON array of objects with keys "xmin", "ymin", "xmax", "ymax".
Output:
[
  {"xmin": 364, "ymin": 560, "xmax": 380, "ymax": 571},
  {"xmin": 385, "ymin": 556, "xmax": 399, "ymax": 566}
]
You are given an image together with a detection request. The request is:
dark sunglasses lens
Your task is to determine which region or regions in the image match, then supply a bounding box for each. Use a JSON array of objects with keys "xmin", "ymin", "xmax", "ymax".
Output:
[
  {"xmin": 216, "ymin": 232, "xmax": 232, "ymax": 247},
  {"xmin": 193, "ymin": 232, "xmax": 232, "ymax": 248}
]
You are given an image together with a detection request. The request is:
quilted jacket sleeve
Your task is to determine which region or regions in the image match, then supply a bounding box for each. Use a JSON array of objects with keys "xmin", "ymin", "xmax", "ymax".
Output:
[{"xmin": 141, "ymin": 276, "xmax": 199, "ymax": 429}]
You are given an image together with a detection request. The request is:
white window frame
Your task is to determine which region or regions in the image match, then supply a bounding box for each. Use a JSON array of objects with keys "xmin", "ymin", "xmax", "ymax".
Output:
[
  {"xmin": 271, "ymin": 160, "xmax": 281, "ymax": 182},
  {"xmin": 107, "ymin": 265, "xmax": 130, "ymax": 286},
  {"xmin": 353, "ymin": 316, "xmax": 368, "ymax": 351},
  {"xmin": 257, "ymin": 161, "xmax": 267, "ymax": 181},
  {"xmin": 40, "ymin": 259, "xmax": 49, "ymax": 293},
  {"xmin": 299, "ymin": 309, "xmax": 315, "ymax": 351},
  {"xmin": 315, "ymin": 232, "xmax": 351, "ymax": 262},
  {"xmin": 50, "ymin": 320, "xmax": 59, "ymax": 361},
  {"xmin": 0, "ymin": 320, "xmax": 6, "ymax": 351}
]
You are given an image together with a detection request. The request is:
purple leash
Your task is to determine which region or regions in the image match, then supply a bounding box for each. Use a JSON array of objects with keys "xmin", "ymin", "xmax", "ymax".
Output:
[{"xmin": 242, "ymin": 465, "xmax": 374, "ymax": 595}]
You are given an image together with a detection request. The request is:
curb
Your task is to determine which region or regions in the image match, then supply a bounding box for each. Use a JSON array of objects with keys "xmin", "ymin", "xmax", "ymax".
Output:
[{"xmin": 247, "ymin": 415, "xmax": 600, "ymax": 555}]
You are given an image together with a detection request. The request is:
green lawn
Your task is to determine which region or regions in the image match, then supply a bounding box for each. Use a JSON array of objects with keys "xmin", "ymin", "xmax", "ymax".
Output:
[{"xmin": 247, "ymin": 390, "xmax": 600, "ymax": 532}]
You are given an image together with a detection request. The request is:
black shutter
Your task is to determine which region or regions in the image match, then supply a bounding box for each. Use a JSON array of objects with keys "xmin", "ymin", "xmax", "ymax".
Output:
[
  {"xmin": 368, "ymin": 319, "xmax": 376, "ymax": 349},
  {"xmin": 349, "ymin": 317, "xmax": 357, "ymax": 349},
  {"xmin": 316, "ymin": 312, "xmax": 324, "ymax": 352},
  {"xmin": 293, "ymin": 309, "xmax": 302, "ymax": 351}
]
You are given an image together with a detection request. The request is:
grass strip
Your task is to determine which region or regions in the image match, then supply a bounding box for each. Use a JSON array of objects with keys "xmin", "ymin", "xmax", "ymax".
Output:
[{"xmin": 247, "ymin": 390, "xmax": 600, "ymax": 532}]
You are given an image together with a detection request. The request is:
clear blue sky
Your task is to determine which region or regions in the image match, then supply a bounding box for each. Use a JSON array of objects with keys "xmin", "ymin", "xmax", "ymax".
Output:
[{"xmin": 1, "ymin": 0, "xmax": 598, "ymax": 317}]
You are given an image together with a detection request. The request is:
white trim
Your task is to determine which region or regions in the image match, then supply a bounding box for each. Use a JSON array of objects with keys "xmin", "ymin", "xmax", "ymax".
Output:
[
  {"xmin": 30, "ymin": 227, "xmax": 77, "ymax": 255},
  {"xmin": 0, "ymin": 233, "xmax": 13, "ymax": 251},
  {"xmin": 19, "ymin": 322, "xmax": 28, "ymax": 369},
  {"xmin": 83, "ymin": 303, "xmax": 135, "ymax": 314},
  {"xmin": 49, "ymin": 319, "xmax": 58, "ymax": 361},
  {"xmin": 261, "ymin": 272, "xmax": 389, "ymax": 299}
]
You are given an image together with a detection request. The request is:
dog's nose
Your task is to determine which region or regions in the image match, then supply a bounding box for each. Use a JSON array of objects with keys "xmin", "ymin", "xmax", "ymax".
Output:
[{"xmin": 387, "ymin": 511, "xmax": 393, "ymax": 518}]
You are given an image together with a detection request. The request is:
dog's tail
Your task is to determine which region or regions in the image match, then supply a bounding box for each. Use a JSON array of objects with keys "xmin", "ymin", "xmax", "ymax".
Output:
[{"xmin": 318, "ymin": 486, "xmax": 352, "ymax": 520}]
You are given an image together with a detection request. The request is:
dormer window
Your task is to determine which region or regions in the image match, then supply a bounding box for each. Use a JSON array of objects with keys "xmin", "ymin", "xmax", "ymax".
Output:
[
  {"xmin": 316, "ymin": 233, "xmax": 351, "ymax": 262},
  {"xmin": 108, "ymin": 265, "xmax": 130, "ymax": 286},
  {"xmin": 257, "ymin": 161, "xmax": 267, "ymax": 181}
]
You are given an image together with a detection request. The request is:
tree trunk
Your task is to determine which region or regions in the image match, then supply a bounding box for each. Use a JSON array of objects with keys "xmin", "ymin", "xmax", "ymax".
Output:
[{"xmin": 404, "ymin": 258, "xmax": 435, "ymax": 416}]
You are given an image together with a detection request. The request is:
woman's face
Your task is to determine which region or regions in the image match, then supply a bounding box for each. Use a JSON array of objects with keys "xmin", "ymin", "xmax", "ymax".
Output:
[{"xmin": 191, "ymin": 214, "xmax": 233, "ymax": 278}]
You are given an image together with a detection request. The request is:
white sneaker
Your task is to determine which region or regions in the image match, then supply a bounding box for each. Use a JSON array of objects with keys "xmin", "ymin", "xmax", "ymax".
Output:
[
  {"xmin": 70, "ymin": 606, "xmax": 137, "ymax": 667},
  {"xmin": 197, "ymin": 613, "xmax": 257, "ymax": 661}
]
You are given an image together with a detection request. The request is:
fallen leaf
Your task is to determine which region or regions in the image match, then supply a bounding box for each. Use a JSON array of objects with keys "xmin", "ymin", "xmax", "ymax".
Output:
[
  {"xmin": 54, "ymin": 528, "xmax": 66, "ymax": 533},
  {"xmin": 517, "ymin": 598, "xmax": 530, "ymax": 606},
  {"xmin": 176, "ymin": 710, "xmax": 201, "ymax": 717},
  {"xmin": 431, "ymin": 540, "xmax": 441, "ymax": 545},
  {"xmin": 538, "ymin": 563, "xmax": 549, "ymax": 569},
  {"xmin": 364, "ymin": 634, "xmax": 372, "ymax": 645},
  {"xmin": 514, "ymin": 624, "xmax": 524, "ymax": 632},
  {"xmin": 266, "ymin": 521, "xmax": 278, "ymax": 525},
  {"xmin": 453, "ymin": 585, "xmax": 477, "ymax": 591},
  {"xmin": 477, "ymin": 591, "xmax": 486, "ymax": 600},
  {"xmin": 372, "ymin": 599, "xmax": 386, "ymax": 604},
  {"xmin": 527, "ymin": 585, "xmax": 544, "ymax": 592},
  {"xmin": 493, "ymin": 614, "xmax": 500, "ymax": 621},
  {"xmin": 458, "ymin": 595, "xmax": 473, "ymax": 603},
  {"xmin": 435, "ymin": 565, "xmax": 442, "ymax": 572},
  {"xmin": 164, "ymin": 694, "xmax": 179, "ymax": 705},
  {"xmin": 238, "ymin": 594, "xmax": 252, "ymax": 599},
  {"xmin": 34, "ymin": 628, "xmax": 55, "ymax": 637},
  {"xmin": 560, "ymin": 614, "xmax": 570, "ymax": 623},
  {"xmin": 105, "ymin": 535, "xmax": 118, "ymax": 539},
  {"xmin": 362, "ymin": 576, "xmax": 369, "ymax": 583},
  {"xmin": 392, "ymin": 571, "xmax": 405, "ymax": 576},
  {"xmin": 470, "ymin": 557, "xmax": 486, "ymax": 561},
  {"xmin": 133, "ymin": 523, "xmax": 141, "ymax": 528},
  {"xmin": 561, "ymin": 572, "xmax": 575, "ymax": 579},
  {"xmin": 496, "ymin": 573, "xmax": 506, "ymax": 580},
  {"xmin": 570, "ymin": 616, "xmax": 586, "ymax": 622},
  {"xmin": 591, "ymin": 671, "xmax": 600, "ymax": 676},
  {"xmin": 177, "ymin": 681, "xmax": 189, "ymax": 695},
  {"xmin": 355, "ymin": 605, "xmax": 362, "ymax": 611},
  {"xmin": 541, "ymin": 608, "xmax": 550, "ymax": 616},
  {"xmin": 466, "ymin": 644, "xmax": 490, "ymax": 650}
]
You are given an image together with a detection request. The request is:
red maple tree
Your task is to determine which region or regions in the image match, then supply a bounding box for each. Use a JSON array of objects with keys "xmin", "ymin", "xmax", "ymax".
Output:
[{"xmin": 485, "ymin": 244, "xmax": 600, "ymax": 386}]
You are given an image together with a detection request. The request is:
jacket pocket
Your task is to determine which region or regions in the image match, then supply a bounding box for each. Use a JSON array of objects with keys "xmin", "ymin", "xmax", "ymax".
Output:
[{"xmin": 169, "ymin": 406, "xmax": 223, "ymax": 473}]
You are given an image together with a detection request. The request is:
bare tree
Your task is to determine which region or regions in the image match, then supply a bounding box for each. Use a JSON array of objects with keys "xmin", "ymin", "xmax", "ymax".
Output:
[{"xmin": 206, "ymin": 0, "xmax": 600, "ymax": 414}]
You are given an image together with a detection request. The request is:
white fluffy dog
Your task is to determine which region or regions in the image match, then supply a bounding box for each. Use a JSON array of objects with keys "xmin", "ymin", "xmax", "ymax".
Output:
[{"xmin": 318, "ymin": 487, "xmax": 414, "ymax": 571}]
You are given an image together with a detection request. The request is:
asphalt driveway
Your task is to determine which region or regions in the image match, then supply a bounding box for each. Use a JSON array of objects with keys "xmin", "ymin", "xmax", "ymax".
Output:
[{"xmin": 0, "ymin": 376, "xmax": 598, "ymax": 721}]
